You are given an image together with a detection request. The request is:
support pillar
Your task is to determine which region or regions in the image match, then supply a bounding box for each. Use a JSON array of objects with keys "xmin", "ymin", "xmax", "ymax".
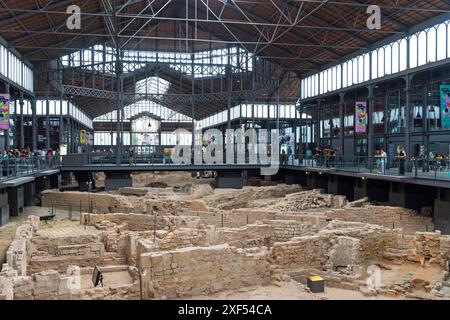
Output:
[
  {"xmin": 7, "ymin": 186, "xmax": 24, "ymax": 217},
  {"xmin": 50, "ymin": 174, "xmax": 61, "ymax": 189},
  {"xmin": 19, "ymin": 91, "xmax": 24, "ymax": 150},
  {"xmin": 434, "ymin": 188, "xmax": 450, "ymax": 234},
  {"xmin": 4, "ymin": 83, "xmax": 10, "ymax": 150},
  {"xmin": 404, "ymin": 74, "xmax": 412, "ymax": 156},
  {"xmin": 316, "ymin": 99, "xmax": 321, "ymax": 149},
  {"xmin": 368, "ymin": 85, "xmax": 375, "ymax": 172},
  {"xmin": 105, "ymin": 171, "xmax": 132, "ymax": 191},
  {"xmin": 299, "ymin": 102, "xmax": 304, "ymax": 158},
  {"xmin": 215, "ymin": 171, "xmax": 244, "ymax": 189},
  {"xmin": 31, "ymin": 99, "xmax": 37, "ymax": 152},
  {"xmin": 45, "ymin": 81, "xmax": 50, "ymax": 150},
  {"xmin": 23, "ymin": 182, "xmax": 36, "ymax": 207},
  {"xmin": 339, "ymin": 92, "xmax": 345, "ymax": 157},
  {"xmin": 59, "ymin": 94, "xmax": 64, "ymax": 147},
  {"xmin": 0, "ymin": 192, "xmax": 10, "ymax": 226}
]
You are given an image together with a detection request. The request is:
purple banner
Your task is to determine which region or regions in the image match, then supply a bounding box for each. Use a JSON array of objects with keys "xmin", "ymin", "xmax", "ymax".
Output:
[
  {"xmin": 355, "ymin": 101, "xmax": 367, "ymax": 133},
  {"xmin": 0, "ymin": 94, "xmax": 10, "ymax": 130}
]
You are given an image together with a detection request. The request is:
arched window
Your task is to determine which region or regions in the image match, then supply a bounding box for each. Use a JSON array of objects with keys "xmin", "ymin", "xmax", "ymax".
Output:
[
  {"xmin": 372, "ymin": 50, "xmax": 378, "ymax": 79},
  {"xmin": 437, "ymin": 23, "xmax": 446, "ymax": 61},
  {"xmin": 427, "ymin": 27, "xmax": 437, "ymax": 63},
  {"xmin": 327, "ymin": 68, "xmax": 332, "ymax": 91},
  {"xmin": 301, "ymin": 80, "xmax": 305, "ymax": 99},
  {"xmin": 364, "ymin": 53, "xmax": 370, "ymax": 81},
  {"xmin": 385, "ymin": 45, "xmax": 392, "ymax": 75},
  {"xmin": 409, "ymin": 35, "xmax": 418, "ymax": 68},
  {"xmin": 377, "ymin": 48, "xmax": 385, "ymax": 77},
  {"xmin": 358, "ymin": 55, "xmax": 364, "ymax": 83},
  {"xmin": 336, "ymin": 65, "xmax": 342, "ymax": 89},
  {"xmin": 323, "ymin": 71, "xmax": 328, "ymax": 94},
  {"xmin": 418, "ymin": 31, "xmax": 427, "ymax": 66},
  {"xmin": 392, "ymin": 41, "xmax": 400, "ymax": 73},
  {"xmin": 330, "ymin": 68, "xmax": 334, "ymax": 92},
  {"xmin": 343, "ymin": 62, "xmax": 348, "ymax": 87},
  {"xmin": 352, "ymin": 58, "xmax": 358, "ymax": 84},
  {"xmin": 314, "ymin": 74, "xmax": 319, "ymax": 96},
  {"xmin": 348, "ymin": 60, "xmax": 353, "ymax": 85},
  {"xmin": 319, "ymin": 72, "xmax": 324, "ymax": 95}
]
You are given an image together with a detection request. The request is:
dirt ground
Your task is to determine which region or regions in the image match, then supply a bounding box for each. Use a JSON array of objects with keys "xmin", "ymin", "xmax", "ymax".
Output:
[
  {"xmin": 81, "ymin": 271, "xmax": 134, "ymax": 289},
  {"xmin": 183, "ymin": 281, "xmax": 410, "ymax": 300}
]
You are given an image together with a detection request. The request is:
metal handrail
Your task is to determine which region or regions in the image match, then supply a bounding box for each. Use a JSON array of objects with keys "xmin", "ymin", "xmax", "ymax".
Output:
[{"xmin": 0, "ymin": 156, "xmax": 60, "ymax": 182}]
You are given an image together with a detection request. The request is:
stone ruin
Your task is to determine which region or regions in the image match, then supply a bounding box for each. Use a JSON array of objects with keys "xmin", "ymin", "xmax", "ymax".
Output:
[{"xmin": 1, "ymin": 183, "xmax": 449, "ymax": 300}]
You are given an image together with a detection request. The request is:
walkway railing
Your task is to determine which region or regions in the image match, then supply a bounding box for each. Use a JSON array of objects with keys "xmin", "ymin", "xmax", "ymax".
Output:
[
  {"xmin": 0, "ymin": 157, "xmax": 60, "ymax": 182},
  {"xmin": 284, "ymin": 155, "xmax": 450, "ymax": 181},
  {"xmin": 82, "ymin": 152, "xmax": 450, "ymax": 182}
]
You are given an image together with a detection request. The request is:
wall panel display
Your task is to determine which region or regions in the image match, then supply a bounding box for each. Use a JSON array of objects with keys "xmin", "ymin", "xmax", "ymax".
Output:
[
  {"xmin": 440, "ymin": 85, "xmax": 450, "ymax": 128},
  {"xmin": 355, "ymin": 101, "xmax": 367, "ymax": 133}
]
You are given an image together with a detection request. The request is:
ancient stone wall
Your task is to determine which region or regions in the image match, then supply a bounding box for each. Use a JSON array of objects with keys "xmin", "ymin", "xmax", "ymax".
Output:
[
  {"xmin": 203, "ymin": 185, "xmax": 303, "ymax": 210},
  {"xmin": 325, "ymin": 206, "xmax": 434, "ymax": 234},
  {"xmin": 268, "ymin": 189, "xmax": 347, "ymax": 211},
  {"xmin": 268, "ymin": 235, "xmax": 331, "ymax": 270},
  {"xmin": 139, "ymin": 244, "xmax": 271, "ymax": 299},
  {"xmin": 262, "ymin": 220, "xmax": 321, "ymax": 242},
  {"xmin": 42, "ymin": 191, "xmax": 135, "ymax": 213},
  {"xmin": 81, "ymin": 213, "xmax": 204, "ymax": 231},
  {"xmin": 6, "ymin": 216, "xmax": 39, "ymax": 277},
  {"xmin": 268, "ymin": 223, "xmax": 401, "ymax": 272},
  {"xmin": 414, "ymin": 232, "xmax": 450, "ymax": 266}
]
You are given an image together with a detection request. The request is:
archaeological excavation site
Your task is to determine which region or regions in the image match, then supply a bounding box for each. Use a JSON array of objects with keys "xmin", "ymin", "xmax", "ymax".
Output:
[{"xmin": 1, "ymin": 172, "xmax": 449, "ymax": 301}]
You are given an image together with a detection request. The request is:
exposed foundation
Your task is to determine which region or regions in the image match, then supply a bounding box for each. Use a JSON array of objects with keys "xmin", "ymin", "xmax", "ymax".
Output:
[{"xmin": 1, "ymin": 175, "xmax": 449, "ymax": 300}]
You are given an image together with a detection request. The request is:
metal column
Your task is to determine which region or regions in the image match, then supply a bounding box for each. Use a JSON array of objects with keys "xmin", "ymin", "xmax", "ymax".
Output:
[
  {"xmin": 316, "ymin": 99, "xmax": 321, "ymax": 149},
  {"xmin": 404, "ymin": 75, "xmax": 412, "ymax": 156},
  {"xmin": 45, "ymin": 82, "xmax": 50, "ymax": 150},
  {"xmin": 339, "ymin": 92, "xmax": 345, "ymax": 156},
  {"xmin": 227, "ymin": 45, "xmax": 232, "ymax": 130},
  {"xmin": 368, "ymin": 85, "xmax": 375, "ymax": 172},
  {"xmin": 31, "ymin": 98, "xmax": 37, "ymax": 151},
  {"xmin": 299, "ymin": 102, "xmax": 304, "ymax": 156},
  {"xmin": 4, "ymin": 83, "xmax": 10, "ymax": 150},
  {"xmin": 19, "ymin": 91, "xmax": 24, "ymax": 150}
]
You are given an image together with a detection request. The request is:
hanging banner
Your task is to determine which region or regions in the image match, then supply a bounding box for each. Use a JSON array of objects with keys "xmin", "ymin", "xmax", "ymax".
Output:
[
  {"xmin": 80, "ymin": 130, "xmax": 87, "ymax": 144},
  {"xmin": 440, "ymin": 85, "xmax": 450, "ymax": 128},
  {"xmin": 0, "ymin": 94, "xmax": 10, "ymax": 130},
  {"xmin": 355, "ymin": 101, "xmax": 367, "ymax": 133}
]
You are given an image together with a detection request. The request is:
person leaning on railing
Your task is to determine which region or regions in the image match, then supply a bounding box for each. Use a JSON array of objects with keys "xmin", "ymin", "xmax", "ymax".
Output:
[
  {"xmin": 434, "ymin": 153, "xmax": 444, "ymax": 171},
  {"xmin": 1, "ymin": 150, "xmax": 8, "ymax": 177}
]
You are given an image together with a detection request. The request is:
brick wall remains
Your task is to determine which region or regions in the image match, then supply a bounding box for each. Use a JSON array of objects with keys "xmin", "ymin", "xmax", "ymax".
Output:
[
  {"xmin": 81, "ymin": 213, "xmax": 204, "ymax": 231},
  {"xmin": 139, "ymin": 244, "xmax": 271, "ymax": 299},
  {"xmin": 325, "ymin": 206, "xmax": 434, "ymax": 234}
]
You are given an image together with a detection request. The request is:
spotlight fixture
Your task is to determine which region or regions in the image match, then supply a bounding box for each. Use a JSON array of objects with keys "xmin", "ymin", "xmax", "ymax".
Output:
[{"xmin": 362, "ymin": 176, "xmax": 367, "ymax": 181}]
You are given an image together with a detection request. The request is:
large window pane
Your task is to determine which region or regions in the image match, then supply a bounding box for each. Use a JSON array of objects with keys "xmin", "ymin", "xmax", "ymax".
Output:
[
  {"xmin": 427, "ymin": 28, "xmax": 437, "ymax": 63},
  {"xmin": 418, "ymin": 31, "xmax": 427, "ymax": 66},
  {"xmin": 437, "ymin": 23, "xmax": 446, "ymax": 61}
]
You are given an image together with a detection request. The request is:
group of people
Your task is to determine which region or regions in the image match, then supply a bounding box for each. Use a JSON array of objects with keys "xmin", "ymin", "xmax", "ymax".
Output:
[
  {"xmin": 304, "ymin": 146, "xmax": 337, "ymax": 168},
  {"xmin": 374, "ymin": 148, "xmax": 388, "ymax": 174},
  {"xmin": 419, "ymin": 150, "xmax": 450, "ymax": 172},
  {"xmin": 1, "ymin": 148, "xmax": 60, "ymax": 161}
]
